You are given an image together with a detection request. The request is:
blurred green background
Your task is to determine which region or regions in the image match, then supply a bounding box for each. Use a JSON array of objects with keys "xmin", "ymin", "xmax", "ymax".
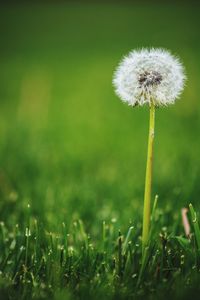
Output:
[{"xmin": 0, "ymin": 2, "xmax": 200, "ymax": 232}]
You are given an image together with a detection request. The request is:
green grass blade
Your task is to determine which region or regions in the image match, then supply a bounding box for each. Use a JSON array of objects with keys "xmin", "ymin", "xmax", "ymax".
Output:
[
  {"xmin": 189, "ymin": 203, "xmax": 200, "ymax": 251},
  {"xmin": 122, "ymin": 226, "xmax": 134, "ymax": 255}
]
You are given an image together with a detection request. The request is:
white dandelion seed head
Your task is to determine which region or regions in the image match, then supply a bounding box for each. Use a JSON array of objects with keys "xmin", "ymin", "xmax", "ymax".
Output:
[{"xmin": 113, "ymin": 48, "xmax": 186, "ymax": 107}]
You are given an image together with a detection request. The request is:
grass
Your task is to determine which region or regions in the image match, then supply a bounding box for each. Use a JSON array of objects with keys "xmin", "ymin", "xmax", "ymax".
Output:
[
  {"xmin": 1, "ymin": 204, "xmax": 200, "ymax": 300},
  {"xmin": 1, "ymin": 1, "xmax": 200, "ymax": 299}
]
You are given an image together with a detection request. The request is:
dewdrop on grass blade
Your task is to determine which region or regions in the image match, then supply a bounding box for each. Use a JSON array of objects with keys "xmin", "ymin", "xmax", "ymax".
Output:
[{"xmin": 113, "ymin": 48, "xmax": 186, "ymax": 254}]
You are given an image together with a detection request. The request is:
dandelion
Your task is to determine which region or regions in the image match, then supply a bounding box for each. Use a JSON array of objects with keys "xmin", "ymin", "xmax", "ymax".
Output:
[
  {"xmin": 113, "ymin": 48, "xmax": 185, "ymax": 107},
  {"xmin": 113, "ymin": 48, "xmax": 186, "ymax": 253}
]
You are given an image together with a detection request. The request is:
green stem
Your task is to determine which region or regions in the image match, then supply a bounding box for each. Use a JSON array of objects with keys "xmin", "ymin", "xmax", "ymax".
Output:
[{"xmin": 142, "ymin": 103, "xmax": 155, "ymax": 254}]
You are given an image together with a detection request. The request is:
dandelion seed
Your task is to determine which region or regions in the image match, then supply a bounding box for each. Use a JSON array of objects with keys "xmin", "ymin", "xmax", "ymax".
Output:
[
  {"xmin": 113, "ymin": 48, "xmax": 186, "ymax": 106},
  {"xmin": 113, "ymin": 48, "xmax": 186, "ymax": 254}
]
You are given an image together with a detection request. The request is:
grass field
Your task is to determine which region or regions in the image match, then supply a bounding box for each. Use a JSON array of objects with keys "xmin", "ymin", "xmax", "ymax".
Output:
[{"xmin": 1, "ymin": 2, "xmax": 200, "ymax": 299}]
